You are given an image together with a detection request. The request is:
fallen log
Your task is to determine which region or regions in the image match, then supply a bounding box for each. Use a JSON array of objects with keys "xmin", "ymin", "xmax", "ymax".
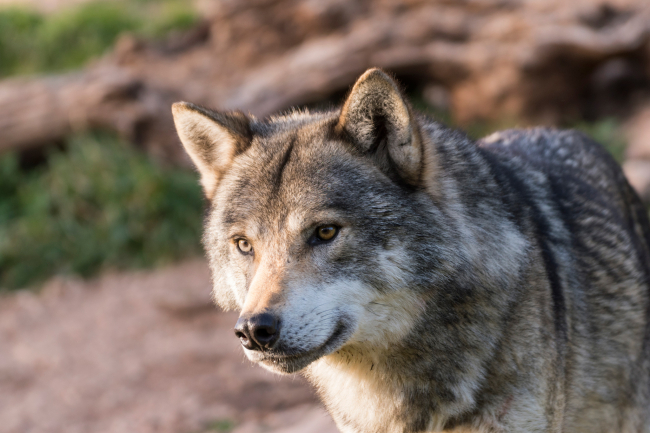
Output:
[{"xmin": 1, "ymin": 0, "xmax": 649, "ymax": 161}]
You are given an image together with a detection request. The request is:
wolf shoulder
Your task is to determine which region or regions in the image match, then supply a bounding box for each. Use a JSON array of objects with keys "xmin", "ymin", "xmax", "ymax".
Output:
[
  {"xmin": 478, "ymin": 127, "xmax": 623, "ymax": 188},
  {"xmin": 475, "ymin": 126, "xmax": 650, "ymax": 284},
  {"xmin": 476, "ymin": 127, "xmax": 638, "ymax": 212}
]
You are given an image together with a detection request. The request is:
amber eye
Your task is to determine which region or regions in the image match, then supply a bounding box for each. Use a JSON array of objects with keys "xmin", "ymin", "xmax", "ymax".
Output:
[
  {"xmin": 237, "ymin": 239, "xmax": 253, "ymax": 254},
  {"xmin": 316, "ymin": 225, "xmax": 338, "ymax": 241}
]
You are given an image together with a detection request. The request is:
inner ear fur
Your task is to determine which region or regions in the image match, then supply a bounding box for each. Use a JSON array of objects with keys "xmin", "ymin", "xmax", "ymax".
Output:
[
  {"xmin": 336, "ymin": 68, "xmax": 423, "ymax": 185},
  {"xmin": 172, "ymin": 102, "xmax": 252, "ymax": 199}
]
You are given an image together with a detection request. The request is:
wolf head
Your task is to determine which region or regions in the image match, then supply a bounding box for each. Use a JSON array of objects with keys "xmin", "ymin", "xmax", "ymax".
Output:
[{"xmin": 172, "ymin": 69, "xmax": 444, "ymax": 374}]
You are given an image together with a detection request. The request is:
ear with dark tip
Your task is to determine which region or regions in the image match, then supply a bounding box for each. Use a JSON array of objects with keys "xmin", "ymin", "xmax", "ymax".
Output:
[
  {"xmin": 336, "ymin": 68, "xmax": 423, "ymax": 185},
  {"xmin": 172, "ymin": 102, "xmax": 252, "ymax": 199}
]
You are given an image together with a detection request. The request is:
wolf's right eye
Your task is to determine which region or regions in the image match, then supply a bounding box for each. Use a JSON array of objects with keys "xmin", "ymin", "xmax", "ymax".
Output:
[{"xmin": 237, "ymin": 239, "xmax": 253, "ymax": 254}]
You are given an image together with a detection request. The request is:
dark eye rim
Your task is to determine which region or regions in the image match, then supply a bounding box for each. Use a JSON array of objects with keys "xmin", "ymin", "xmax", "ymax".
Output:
[
  {"xmin": 308, "ymin": 225, "xmax": 340, "ymax": 246},
  {"xmin": 235, "ymin": 238, "xmax": 254, "ymax": 255}
]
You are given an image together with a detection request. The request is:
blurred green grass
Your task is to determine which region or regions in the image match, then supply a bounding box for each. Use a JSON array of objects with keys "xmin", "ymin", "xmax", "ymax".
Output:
[
  {"xmin": 200, "ymin": 419, "xmax": 237, "ymax": 433},
  {"xmin": 0, "ymin": 132, "xmax": 204, "ymax": 290},
  {"xmin": 0, "ymin": 0, "xmax": 198, "ymax": 77},
  {"xmin": 0, "ymin": 0, "xmax": 203, "ymax": 290}
]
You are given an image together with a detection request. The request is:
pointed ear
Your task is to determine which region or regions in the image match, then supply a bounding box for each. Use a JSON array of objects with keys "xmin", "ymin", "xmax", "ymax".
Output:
[
  {"xmin": 172, "ymin": 102, "xmax": 252, "ymax": 199},
  {"xmin": 336, "ymin": 68, "xmax": 423, "ymax": 185}
]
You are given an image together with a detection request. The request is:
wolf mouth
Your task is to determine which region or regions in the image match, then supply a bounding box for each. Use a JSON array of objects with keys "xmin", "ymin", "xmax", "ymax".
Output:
[{"xmin": 259, "ymin": 320, "xmax": 350, "ymax": 372}]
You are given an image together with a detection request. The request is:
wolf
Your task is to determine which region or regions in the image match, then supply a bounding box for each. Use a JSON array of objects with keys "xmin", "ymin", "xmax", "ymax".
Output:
[{"xmin": 171, "ymin": 68, "xmax": 650, "ymax": 432}]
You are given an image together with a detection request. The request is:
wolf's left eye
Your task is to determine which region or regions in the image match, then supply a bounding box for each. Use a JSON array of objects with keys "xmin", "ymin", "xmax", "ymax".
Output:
[
  {"xmin": 307, "ymin": 225, "xmax": 340, "ymax": 246},
  {"xmin": 317, "ymin": 225, "xmax": 337, "ymax": 241}
]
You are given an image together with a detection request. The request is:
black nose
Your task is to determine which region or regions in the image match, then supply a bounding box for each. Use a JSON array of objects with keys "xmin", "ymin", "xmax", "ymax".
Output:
[{"xmin": 234, "ymin": 312, "xmax": 280, "ymax": 351}]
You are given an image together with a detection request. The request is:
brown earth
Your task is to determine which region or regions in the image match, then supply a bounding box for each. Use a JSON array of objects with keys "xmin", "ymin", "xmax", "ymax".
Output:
[{"xmin": 0, "ymin": 260, "xmax": 339, "ymax": 433}]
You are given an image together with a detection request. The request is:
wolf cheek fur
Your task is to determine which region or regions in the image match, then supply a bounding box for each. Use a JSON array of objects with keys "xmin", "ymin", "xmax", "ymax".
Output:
[{"xmin": 172, "ymin": 68, "xmax": 650, "ymax": 432}]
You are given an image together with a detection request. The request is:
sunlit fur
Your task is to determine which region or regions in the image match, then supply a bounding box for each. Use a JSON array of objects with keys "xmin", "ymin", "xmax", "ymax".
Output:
[{"xmin": 172, "ymin": 69, "xmax": 650, "ymax": 432}]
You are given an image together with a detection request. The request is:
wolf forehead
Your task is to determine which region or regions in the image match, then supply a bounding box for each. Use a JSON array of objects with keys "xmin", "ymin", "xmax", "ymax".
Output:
[{"xmin": 210, "ymin": 113, "xmax": 411, "ymax": 229}]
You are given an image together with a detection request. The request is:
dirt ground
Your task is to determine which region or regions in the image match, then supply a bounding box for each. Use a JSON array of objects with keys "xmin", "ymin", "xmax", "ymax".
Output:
[{"xmin": 0, "ymin": 260, "xmax": 339, "ymax": 433}]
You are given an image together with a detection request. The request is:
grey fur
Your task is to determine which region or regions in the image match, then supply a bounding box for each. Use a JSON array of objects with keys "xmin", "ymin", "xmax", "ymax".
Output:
[{"xmin": 172, "ymin": 69, "xmax": 650, "ymax": 432}]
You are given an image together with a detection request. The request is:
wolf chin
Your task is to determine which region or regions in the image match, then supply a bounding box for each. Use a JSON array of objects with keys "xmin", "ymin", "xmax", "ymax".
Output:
[{"xmin": 172, "ymin": 68, "xmax": 650, "ymax": 432}]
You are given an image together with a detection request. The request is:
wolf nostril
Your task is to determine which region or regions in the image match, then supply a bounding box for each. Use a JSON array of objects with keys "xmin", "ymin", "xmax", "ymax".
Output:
[
  {"xmin": 234, "ymin": 316, "xmax": 257, "ymax": 350},
  {"xmin": 253, "ymin": 324, "xmax": 276, "ymax": 344},
  {"xmin": 255, "ymin": 327, "xmax": 273, "ymax": 338}
]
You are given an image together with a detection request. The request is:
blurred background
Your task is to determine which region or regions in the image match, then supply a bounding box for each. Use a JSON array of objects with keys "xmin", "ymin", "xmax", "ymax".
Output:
[{"xmin": 1, "ymin": 0, "xmax": 650, "ymax": 432}]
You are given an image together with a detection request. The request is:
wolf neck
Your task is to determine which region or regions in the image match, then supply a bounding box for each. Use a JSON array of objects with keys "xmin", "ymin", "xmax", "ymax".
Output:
[{"xmin": 306, "ymin": 121, "xmax": 532, "ymax": 433}]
